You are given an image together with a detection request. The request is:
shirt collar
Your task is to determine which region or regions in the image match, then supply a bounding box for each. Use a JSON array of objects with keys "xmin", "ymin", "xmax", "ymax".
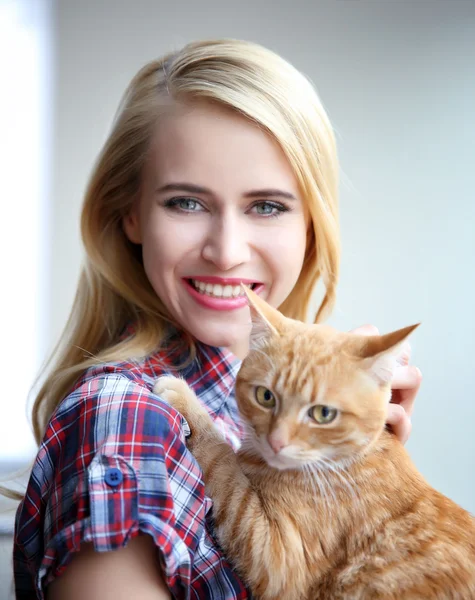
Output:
[{"xmin": 138, "ymin": 323, "xmax": 242, "ymax": 418}]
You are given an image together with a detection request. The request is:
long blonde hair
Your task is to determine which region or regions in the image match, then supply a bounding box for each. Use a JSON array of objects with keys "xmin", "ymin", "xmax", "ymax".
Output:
[{"xmin": 31, "ymin": 38, "xmax": 340, "ymax": 444}]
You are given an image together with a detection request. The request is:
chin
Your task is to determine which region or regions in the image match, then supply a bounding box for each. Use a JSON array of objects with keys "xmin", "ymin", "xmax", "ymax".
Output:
[
  {"xmin": 255, "ymin": 440, "xmax": 306, "ymax": 471},
  {"xmin": 264, "ymin": 455, "xmax": 304, "ymax": 471},
  {"xmin": 190, "ymin": 322, "xmax": 248, "ymax": 353}
]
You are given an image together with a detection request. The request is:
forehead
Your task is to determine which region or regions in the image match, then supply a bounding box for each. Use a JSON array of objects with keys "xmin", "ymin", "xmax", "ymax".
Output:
[
  {"xmin": 271, "ymin": 336, "xmax": 338, "ymax": 387},
  {"xmin": 274, "ymin": 325, "xmax": 342, "ymax": 362},
  {"xmin": 146, "ymin": 101, "xmax": 299, "ymax": 195},
  {"xmin": 244, "ymin": 326, "xmax": 345, "ymax": 385}
]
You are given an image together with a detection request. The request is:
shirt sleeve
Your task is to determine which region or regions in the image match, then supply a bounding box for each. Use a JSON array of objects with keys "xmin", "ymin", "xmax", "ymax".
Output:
[{"xmin": 14, "ymin": 371, "xmax": 208, "ymax": 599}]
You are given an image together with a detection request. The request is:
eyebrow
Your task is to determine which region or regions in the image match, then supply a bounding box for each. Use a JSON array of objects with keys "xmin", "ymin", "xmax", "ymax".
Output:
[{"xmin": 156, "ymin": 182, "xmax": 298, "ymax": 201}]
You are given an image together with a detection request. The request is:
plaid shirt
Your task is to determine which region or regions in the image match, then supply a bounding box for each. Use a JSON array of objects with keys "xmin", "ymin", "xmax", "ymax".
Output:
[{"xmin": 13, "ymin": 327, "xmax": 250, "ymax": 599}]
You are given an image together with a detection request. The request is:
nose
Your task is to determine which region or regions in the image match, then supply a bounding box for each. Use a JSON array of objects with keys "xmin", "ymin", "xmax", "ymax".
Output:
[
  {"xmin": 267, "ymin": 430, "xmax": 288, "ymax": 454},
  {"xmin": 201, "ymin": 211, "xmax": 251, "ymax": 271}
]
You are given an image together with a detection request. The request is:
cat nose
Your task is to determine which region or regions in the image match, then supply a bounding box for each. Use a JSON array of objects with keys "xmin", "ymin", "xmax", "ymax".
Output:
[{"xmin": 267, "ymin": 432, "xmax": 287, "ymax": 454}]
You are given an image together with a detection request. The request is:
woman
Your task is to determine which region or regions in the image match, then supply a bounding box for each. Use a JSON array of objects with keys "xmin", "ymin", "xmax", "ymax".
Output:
[{"xmin": 13, "ymin": 39, "xmax": 421, "ymax": 599}]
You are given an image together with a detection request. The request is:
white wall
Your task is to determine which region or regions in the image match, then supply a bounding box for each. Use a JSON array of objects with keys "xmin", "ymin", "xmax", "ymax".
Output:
[
  {"xmin": 0, "ymin": 5, "xmax": 53, "ymax": 597},
  {"xmin": 0, "ymin": 0, "xmax": 52, "ymax": 467},
  {"xmin": 48, "ymin": 0, "xmax": 475, "ymax": 516}
]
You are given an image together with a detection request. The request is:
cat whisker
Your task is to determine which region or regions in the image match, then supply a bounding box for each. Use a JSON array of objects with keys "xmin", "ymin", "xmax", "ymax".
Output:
[
  {"xmin": 318, "ymin": 457, "xmax": 358, "ymax": 507},
  {"xmin": 307, "ymin": 461, "xmax": 338, "ymax": 512},
  {"xmin": 303, "ymin": 463, "xmax": 319, "ymax": 498},
  {"xmin": 327, "ymin": 458, "xmax": 360, "ymax": 497},
  {"xmin": 303, "ymin": 463, "xmax": 331, "ymax": 518},
  {"xmin": 319, "ymin": 464, "xmax": 339, "ymax": 509},
  {"xmin": 317, "ymin": 470, "xmax": 338, "ymax": 519}
]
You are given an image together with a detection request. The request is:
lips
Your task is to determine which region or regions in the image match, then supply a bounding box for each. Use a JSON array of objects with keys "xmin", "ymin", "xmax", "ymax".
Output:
[
  {"xmin": 187, "ymin": 278, "xmax": 258, "ymax": 299},
  {"xmin": 182, "ymin": 277, "xmax": 264, "ymax": 311}
]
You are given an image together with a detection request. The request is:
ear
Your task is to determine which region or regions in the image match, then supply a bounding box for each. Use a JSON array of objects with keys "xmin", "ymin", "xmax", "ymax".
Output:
[
  {"xmin": 122, "ymin": 207, "xmax": 142, "ymax": 244},
  {"xmin": 352, "ymin": 324, "xmax": 419, "ymax": 386},
  {"xmin": 243, "ymin": 286, "xmax": 284, "ymax": 350}
]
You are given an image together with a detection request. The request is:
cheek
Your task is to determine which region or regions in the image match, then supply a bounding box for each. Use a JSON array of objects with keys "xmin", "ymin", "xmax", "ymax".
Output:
[
  {"xmin": 309, "ymin": 421, "xmax": 380, "ymax": 459},
  {"xmin": 270, "ymin": 218, "xmax": 307, "ymax": 261},
  {"xmin": 294, "ymin": 431, "xmax": 322, "ymax": 451},
  {"xmin": 357, "ymin": 414, "xmax": 387, "ymax": 444},
  {"xmin": 239, "ymin": 401, "xmax": 271, "ymax": 435},
  {"xmin": 258, "ymin": 220, "xmax": 307, "ymax": 299},
  {"xmin": 141, "ymin": 216, "xmax": 204, "ymax": 276}
]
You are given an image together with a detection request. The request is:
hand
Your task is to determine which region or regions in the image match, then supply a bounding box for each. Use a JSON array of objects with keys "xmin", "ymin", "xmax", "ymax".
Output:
[{"xmin": 350, "ymin": 324, "xmax": 422, "ymax": 445}]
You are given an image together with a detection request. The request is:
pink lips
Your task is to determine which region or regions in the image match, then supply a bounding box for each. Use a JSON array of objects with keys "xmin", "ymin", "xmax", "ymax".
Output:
[{"xmin": 183, "ymin": 277, "xmax": 264, "ymax": 311}]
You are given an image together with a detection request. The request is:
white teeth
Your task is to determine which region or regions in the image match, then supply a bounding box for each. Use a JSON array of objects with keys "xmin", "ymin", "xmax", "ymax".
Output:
[{"xmin": 190, "ymin": 280, "xmax": 255, "ymax": 298}]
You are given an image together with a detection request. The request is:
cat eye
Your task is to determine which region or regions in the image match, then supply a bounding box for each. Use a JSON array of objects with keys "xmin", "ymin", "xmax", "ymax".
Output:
[
  {"xmin": 255, "ymin": 386, "xmax": 276, "ymax": 409},
  {"xmin": 308, "ymin": 405, "xmax": 338, "ymax": 425}
]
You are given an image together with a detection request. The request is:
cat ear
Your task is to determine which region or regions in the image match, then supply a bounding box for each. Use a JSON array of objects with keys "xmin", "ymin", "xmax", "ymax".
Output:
[
  {"xmin": 242, "ymin": 285, "xmax": 283, "ymax": 350},
  {"xmin": 352, "ymin": 324, "xmax": 420, "ymax": 386}
]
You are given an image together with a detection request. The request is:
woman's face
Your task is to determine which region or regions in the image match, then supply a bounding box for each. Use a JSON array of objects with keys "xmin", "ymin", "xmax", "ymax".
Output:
[{"xmin": 124, "ymin": 102, "xmax": 308, "ymax": 357}]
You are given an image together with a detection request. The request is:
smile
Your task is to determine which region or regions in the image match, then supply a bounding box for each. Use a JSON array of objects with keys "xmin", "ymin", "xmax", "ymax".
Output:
[
  {"xmin": 183, "ymin": 277, "xmax": 264, "ymax": 311},
  {"xmin": 188, "ymin": 279, "xmax": 258, "ymax": 298}
]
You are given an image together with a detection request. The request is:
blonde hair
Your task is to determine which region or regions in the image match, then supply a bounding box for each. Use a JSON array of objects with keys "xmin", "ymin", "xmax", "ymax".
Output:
[{"xmin": 30, "ymin": 38, "xmax": 340, "ymax": 445}]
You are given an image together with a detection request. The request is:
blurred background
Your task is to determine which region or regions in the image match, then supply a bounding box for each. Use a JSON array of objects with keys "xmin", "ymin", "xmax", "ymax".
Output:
[{"xmin": 1, "ymin": 0, "xmax": 474, "ymax": 596}]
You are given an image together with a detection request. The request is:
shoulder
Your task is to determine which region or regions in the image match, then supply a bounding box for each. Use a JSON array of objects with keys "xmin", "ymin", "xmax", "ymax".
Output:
[
  {"xmin": 14, "ymin": 362, "xmax": 205, "ymax": 597},
  {"xmin": 46, "ymin": 361, "xmax": 186, "ymax": 467},
  {"xmin": 14, "ymin": 347, "xmax": 249, "ymax": 599}
]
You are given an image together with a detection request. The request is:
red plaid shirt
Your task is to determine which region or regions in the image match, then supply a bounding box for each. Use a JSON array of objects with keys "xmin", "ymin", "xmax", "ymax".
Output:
[{"xmin": 13, "ymin": 327, "xmax": 250, "ymax": 599}]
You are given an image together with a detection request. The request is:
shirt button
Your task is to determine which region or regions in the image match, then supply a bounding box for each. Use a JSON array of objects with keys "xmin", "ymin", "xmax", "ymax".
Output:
[{"xmin": 105, "ymin": 467, "xmax": 123, "ymax": 487}]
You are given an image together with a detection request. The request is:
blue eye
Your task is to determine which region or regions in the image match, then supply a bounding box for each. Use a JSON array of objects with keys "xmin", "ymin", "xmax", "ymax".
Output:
[
  {"xmin": 256, "ymin": 203, "xmax": 274, "ymax": 215},
  {"xmin": 165, "ymin": 197, "xmax": 204, "ymax": 212},
  {"xmin": 252, "ymin": 201, "xmax": 289, "ymax": 218},
  {"xmin": 180, "ymin": 198, "xmax": 198, "ymax": 210}
]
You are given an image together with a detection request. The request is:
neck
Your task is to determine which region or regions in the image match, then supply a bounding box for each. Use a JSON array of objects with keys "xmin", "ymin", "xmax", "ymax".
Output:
[
  {"xmin": 225, "ymin": 339, "xmax": 249, "ymax": 360},
  {"xmin": 243, "ymin": 431, "xmax": 426, "ymax": 538},
  {"xmin": 315, "ymin": 433, "xmax": 426, "ymax": 529}
]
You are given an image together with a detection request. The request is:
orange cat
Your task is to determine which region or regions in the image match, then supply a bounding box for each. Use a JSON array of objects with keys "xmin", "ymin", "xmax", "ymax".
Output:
[{"xmin": 154, "ymin": 290, "xmax": 475, "ymax": 600}]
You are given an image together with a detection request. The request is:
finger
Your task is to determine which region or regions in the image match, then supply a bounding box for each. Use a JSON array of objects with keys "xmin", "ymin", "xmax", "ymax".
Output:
[
  {"xmin": 394, "ymin": 341, "xmax": 411, "ymax": 367},
  {"xmin": 391, "ymin": 365, "xmax": 422, "ymax": 391},
  {"xmin": 391, "ymin": 388, "xmax": 418, "ymax": 418},
  {"xmin": 386, "ymin": 403, "xmax": 412, "ymax": 445},
  {"xmin": 390, "ymin": 366, "xmax": 422, "ymax": 416},
  {"xmin": 349, "ymin": 324, "xmax": 380, "ymax": 336}
]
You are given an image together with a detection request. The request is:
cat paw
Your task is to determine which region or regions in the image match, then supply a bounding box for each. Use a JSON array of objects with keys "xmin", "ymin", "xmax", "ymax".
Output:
[
  {"xmin": 153, "ymin": 375, "xmax": 190, "ymax": 398},
  {"xmin": 153, "ymin": 376, "xmax": 197, "ymax": 421}
]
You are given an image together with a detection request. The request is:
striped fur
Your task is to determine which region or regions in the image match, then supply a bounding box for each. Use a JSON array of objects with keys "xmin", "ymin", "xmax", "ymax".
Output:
[{"xmin": 154, "ymin": 301, "xmax": 475, "ymax": 599}]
